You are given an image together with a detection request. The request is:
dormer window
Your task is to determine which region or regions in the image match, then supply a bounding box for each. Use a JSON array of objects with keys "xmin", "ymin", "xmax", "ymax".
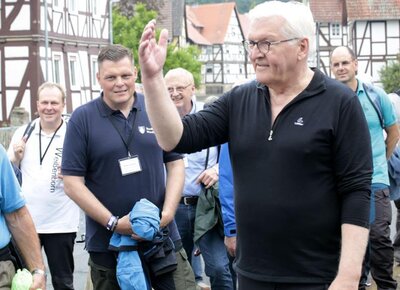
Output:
[{"xmin": 330, "ymin": 23, "xmax": 342, "ymax": 38}]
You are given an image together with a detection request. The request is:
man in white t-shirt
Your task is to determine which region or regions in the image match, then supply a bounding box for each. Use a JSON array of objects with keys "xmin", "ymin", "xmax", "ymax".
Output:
[{"xmin": 8, "ymin": 82, "xmax": 79, "ymax": 290}]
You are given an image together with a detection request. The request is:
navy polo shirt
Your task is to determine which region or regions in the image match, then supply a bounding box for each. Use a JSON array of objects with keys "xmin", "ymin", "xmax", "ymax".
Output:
[{"xmin": 62, "ymin": 93, "xmax": 182, "ymax": 252}]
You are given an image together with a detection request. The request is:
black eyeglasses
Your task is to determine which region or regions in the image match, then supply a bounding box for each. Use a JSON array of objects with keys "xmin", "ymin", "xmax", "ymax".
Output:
[
  {"xmin": 167, "ymin": 83, "xmax": 192, "ymax": 94},
  {"xmin": 242, "ymin": 38, "xmax": 298, "ymax": 54}
]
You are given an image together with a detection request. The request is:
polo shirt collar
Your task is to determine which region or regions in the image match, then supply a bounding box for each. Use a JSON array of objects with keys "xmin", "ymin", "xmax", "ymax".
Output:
[
  {"xmin": 356, "ymin": 78, "xmax": 365, "ymax": 95},
  {"xmin": 97, "ymin": 91, "xmax": 143, "ymax": 117}
]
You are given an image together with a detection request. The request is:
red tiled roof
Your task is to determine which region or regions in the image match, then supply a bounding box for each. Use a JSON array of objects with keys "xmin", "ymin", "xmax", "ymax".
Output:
[
  {"xmin": 310, "ymin": 0, "xmax": 400, "ymax": 22},
  {"xmin": 186, "ymin": 2, "xmax": 236, "ymax": 45},
  {"xmin": 309, "ymin": 0, "xmax": 344, "ymax": 23},
  {"xmin": 238, "ymin": 13, "xmax": 250, "ymax": 39},
  {"xmin": 186, "ymin": 21, "xmax": 211, "ymax": 45},
  {"xmin": 346, "ymin": 0, "xmax": 400, "ymax": 20}
]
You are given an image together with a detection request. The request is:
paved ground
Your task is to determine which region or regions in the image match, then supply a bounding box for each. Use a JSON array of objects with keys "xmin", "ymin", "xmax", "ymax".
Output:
[{"xmin": 394, "ymin": 266, "xmax": 400, "ymax": 290}]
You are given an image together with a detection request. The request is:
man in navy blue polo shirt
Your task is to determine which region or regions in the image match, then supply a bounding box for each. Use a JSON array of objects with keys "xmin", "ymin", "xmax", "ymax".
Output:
[{"xmin": 62, "ymin": 44, "xmax": 187, "ymax": 290}]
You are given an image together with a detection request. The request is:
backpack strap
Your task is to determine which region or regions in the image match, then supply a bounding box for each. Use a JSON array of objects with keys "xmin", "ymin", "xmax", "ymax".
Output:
[
  {"xmin": 21, "ymin": 116, "xmax": 68, "ymax": 142},
  {"xmin": 22, "ymin": 120, "xmax": 36, "ymax": 141},
  {"xmin": 363, "ymin": 82, "xmax": 384, "ymax": 128},
  {"xmin": 204, "ymin": 145, "xmax": 221, "ymax": 170}
]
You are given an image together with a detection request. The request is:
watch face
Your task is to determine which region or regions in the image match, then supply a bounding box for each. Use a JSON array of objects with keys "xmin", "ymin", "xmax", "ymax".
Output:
[
  {"xmin": 32, "ymin": 269, "xmax": 47, "ymax": 278},
  {"xmin": 106, "ymin": 216, "xmax": 119, "ymax": 231}
]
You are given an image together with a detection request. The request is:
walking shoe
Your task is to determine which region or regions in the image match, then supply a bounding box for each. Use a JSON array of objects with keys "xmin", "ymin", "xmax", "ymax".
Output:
[{"xmin": 196, "ymin": 281, "xmax": 211, "ymax": 290}]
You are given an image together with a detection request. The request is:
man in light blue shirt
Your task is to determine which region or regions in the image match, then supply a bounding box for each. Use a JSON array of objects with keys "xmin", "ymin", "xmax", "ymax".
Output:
[
  {"xmin": 331, "ymin": 46, "xmax": 399, "ymax": 290},
  {"xmin": 165, "ymin": 68, "xmax": 234, "ymax": 290},
  {"xmin": 0, "ymin": 145, "xmax": 46, "ymax": 290}
]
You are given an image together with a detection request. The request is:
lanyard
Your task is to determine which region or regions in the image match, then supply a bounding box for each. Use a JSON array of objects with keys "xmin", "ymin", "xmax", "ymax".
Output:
[
  {"xmin": 108, "ymin": 110, "xmax": 138, "ymax": 156},
  {"xmin": 39, "ymin": 120, "xmax": 63, "ymax": 166}
]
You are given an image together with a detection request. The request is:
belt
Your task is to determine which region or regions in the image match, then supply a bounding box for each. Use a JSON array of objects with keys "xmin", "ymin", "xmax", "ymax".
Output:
[
  {"xmin": 180, "ymin": 196, "xmax": 199, "ymax": 206},
  {"xmin": 0, "ymin": 244, "xmax": 12, "ymax": 262}
]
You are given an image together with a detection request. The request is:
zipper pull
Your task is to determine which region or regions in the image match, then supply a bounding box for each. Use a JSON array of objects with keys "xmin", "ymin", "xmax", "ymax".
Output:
[{"xmin": 268, "ymin": 130, "xmax": 273, "ymax": 141}]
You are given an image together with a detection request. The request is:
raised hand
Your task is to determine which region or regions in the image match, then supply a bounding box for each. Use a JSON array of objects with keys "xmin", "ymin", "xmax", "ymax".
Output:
[
  {"xmin": 138, "ymin": 20, "xmax": 169, "ymax": 80},
  {"xmin": 12, "ymin": 136, "xmax": 27, "ymax": 164}
]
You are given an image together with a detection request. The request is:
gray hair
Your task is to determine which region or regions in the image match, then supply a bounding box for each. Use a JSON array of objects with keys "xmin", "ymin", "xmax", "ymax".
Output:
[
  {"xmin": 249, "ymin": 1, "xmax": 316, "ymax": 55},
  {"xmin": 164, "ymin": 68, "xmax": 195, "ymax": 85}
]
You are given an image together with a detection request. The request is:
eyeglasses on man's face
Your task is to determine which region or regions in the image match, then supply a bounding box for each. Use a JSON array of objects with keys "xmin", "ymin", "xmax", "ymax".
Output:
[
  {"xmin": 242, "ymin": 38, "xmax": 298, "ymax": 54},
  {"xmin": 167, "ymin": 83, "xmax": 192, "ymax": 94}
]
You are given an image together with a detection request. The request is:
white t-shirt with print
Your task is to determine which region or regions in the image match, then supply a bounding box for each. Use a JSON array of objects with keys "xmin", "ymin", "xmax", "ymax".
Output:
[{"xmin": 8, "ymin": 119, "xmax": 79, "ymax": 233}]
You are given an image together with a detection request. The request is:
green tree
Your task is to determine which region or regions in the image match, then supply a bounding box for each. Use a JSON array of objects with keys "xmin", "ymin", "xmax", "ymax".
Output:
[
  {"xmin": 112, "ymin": 3, "xmax": 202, "ymax": 86},
  {"xmin": 379, "ymin": 55, "xmax": 400, "ymax": 93},
  {"xmin": 164, "ymin": 44, "xmax": 202, "ymax": 87},
  {"xmin": 117, "ymin": 0, "xmax": 165, "ymax": 20},
  {"xmin": 112, "ymin": 3, "xmax": 156, "ymax": 70}
]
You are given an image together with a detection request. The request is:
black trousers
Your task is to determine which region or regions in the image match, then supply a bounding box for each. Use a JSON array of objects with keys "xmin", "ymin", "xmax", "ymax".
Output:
[
  {"xmin": 360, "ymin": 188, "xmax": 397, "ymax": 290},
  {"xmin": 237, "ymin": 274, "xmax": 329, "ymax": 290},
  {"xmin": 89, "ymin": 251, "xmax": 176, "ymax": 290},
  {"xmin": 39, "ymin": 232, "xmax": 76, "ymax": 290},
  {"xmin": 393, "ymin": 198, "xmax": 400, "ymax": 259}
]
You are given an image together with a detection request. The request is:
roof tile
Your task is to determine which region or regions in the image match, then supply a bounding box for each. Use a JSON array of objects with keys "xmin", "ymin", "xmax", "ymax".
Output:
[
  {"xmin": 310, "ymin": 0, "xmax": 400, "ymax": 22},
  {"xmin": 346, "ymin": 0, "xmax": 400, "ymax": 20},
  {"xmin": 309, "ymin": 0, "xmax": 344, "ymax": 23},
  {"xmin": 186, "ymin": 2, "xmax": 236, "ymax": 44}
]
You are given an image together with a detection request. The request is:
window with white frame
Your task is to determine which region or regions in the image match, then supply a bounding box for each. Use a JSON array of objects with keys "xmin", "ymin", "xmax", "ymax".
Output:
[
  {"xmin": 330, "ymin": 23, "xmax": 342, "ymax": 38},
  {"xmin": 91, "ymin": 57, "xmax": 98, "ymax": 87},
  {"xmin": 53, "ymin": 57, "xmax": 61, "ymax": 84},
  {"xmin": 53, "ymin": 0, "xmax": 63, "ymax": 12},
  {"xmin": 68, "ymin": 0, "xmax": 77, "ymax": 14},
  {"xmin": 69, "ymin": 56, "xmax": 77, "ymax": 87},
  {"xmin": 91, "ymin": 0, "xmax": 100, "ymax": 18}
]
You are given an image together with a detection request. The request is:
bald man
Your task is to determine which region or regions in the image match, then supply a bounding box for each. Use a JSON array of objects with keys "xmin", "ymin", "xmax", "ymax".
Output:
[
  {"xmin": 165, "ymin": 68, "xmax": 234, "ymax": 290},
  {"xmin": 331, "ymin": 46, "xmax": 399, "ymax": 290}
]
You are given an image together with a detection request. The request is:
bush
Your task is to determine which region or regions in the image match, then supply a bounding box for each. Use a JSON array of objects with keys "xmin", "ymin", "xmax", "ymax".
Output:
[{"xmin": 379, "ymin": 54, "xmax": 400, "ymax": 93}]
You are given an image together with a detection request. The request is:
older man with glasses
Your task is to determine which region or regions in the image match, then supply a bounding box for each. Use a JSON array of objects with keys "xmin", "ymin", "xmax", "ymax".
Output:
[
  {"xmin": 139, "ymin": 1, "xmax": 372, "ymax": 289},
  {"xmin": 164, "ymin": 67, "xmax": 235, "ymax": 290}
]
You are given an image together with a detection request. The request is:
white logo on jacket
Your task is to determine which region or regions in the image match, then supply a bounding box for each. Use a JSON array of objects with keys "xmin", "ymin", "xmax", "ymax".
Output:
[
  {"xmin": 138, "ymin": 126, "xmax": 155, "ymax": 134},
  {"xmin": 294, "ymin": 117, "xmax": 304, "ymax": 126}
]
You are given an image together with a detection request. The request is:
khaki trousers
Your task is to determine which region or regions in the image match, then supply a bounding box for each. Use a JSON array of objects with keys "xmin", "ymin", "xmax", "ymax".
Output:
[{"xmin": 0, "ymin": 260, "xmax": 15, "ymax": 290}]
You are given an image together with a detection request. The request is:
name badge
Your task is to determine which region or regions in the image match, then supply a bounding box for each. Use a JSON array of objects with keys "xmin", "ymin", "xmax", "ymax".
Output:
[{"xmin": 119, "ymin": 155, "xmax": 142, "ymax": 176}]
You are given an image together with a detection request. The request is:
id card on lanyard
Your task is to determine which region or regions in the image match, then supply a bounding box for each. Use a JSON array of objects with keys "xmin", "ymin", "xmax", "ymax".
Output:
[
  {"xmin": 108, "ymin": 109, "xmax": 142, "ymax": 176},
  {"xmin": 119, "ymin": 155, "xmax": 142, "ymax": 176}
]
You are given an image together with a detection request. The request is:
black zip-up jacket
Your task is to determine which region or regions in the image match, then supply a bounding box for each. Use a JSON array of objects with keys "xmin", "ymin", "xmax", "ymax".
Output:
[{"xmin": 175, "ymin": 69, "xmax": 372, "ymax": 283}]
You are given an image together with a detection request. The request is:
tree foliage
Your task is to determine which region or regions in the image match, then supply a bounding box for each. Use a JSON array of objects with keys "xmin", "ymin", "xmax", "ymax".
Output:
[
  {"xmin": 117, "ymin": 0, "xmax": 165, "ymax": 19},
  {"xmin": 112, "ymin": 3, "xmax": 202, "ymax": 86},
  {"xmin": 164, "ymin": 45, "xmax": 202, "ymax": 87},
  {"xmin": 379, "ymin": 55, "xmax": 400, "ymax": 93},
  {"xmin": 112, "ymin": 3, "xmax": 156, "ymax": 69}
]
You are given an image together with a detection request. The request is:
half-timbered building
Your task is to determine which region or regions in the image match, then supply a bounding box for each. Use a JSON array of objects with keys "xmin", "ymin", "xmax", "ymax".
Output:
[
  {"xmin": 0, "ymin": 0, "xmax": 110, "ymax": 124},
  {"xmin": 185, "ymin": 2, "xmax": 254, "ymax": 97},
  {"xmin": 310, "ymin": 0, "xmax": 400, "ymax": 82}
]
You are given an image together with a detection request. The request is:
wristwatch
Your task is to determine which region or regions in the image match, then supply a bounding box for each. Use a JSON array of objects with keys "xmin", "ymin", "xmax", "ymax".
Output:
[
  {"xmin": 31, "ymin": 268, "xmax": 47, "ymax": 279},
  {"xmin": 106, "ymin": 215, "xmax": 119, "ymax": 231}
]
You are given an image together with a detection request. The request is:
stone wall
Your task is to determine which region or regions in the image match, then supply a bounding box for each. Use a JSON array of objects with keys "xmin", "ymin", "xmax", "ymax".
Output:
[
  {"xmin": 0, "ymin": 126, "xmax": 18, "ymax": 149},
  {"xmin": 0, "ymin": 107, "xmax": 30, "ymax": 149}
]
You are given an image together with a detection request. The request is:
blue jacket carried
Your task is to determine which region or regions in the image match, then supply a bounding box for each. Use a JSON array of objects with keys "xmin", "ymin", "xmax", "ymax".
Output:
[
  {"xmin": 389, "ymin": 149, "xmax": 400, "ymax": 201},
  {"xmin": 109, "ymin": 198, "xmax": 160, "ymax": 290}
]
